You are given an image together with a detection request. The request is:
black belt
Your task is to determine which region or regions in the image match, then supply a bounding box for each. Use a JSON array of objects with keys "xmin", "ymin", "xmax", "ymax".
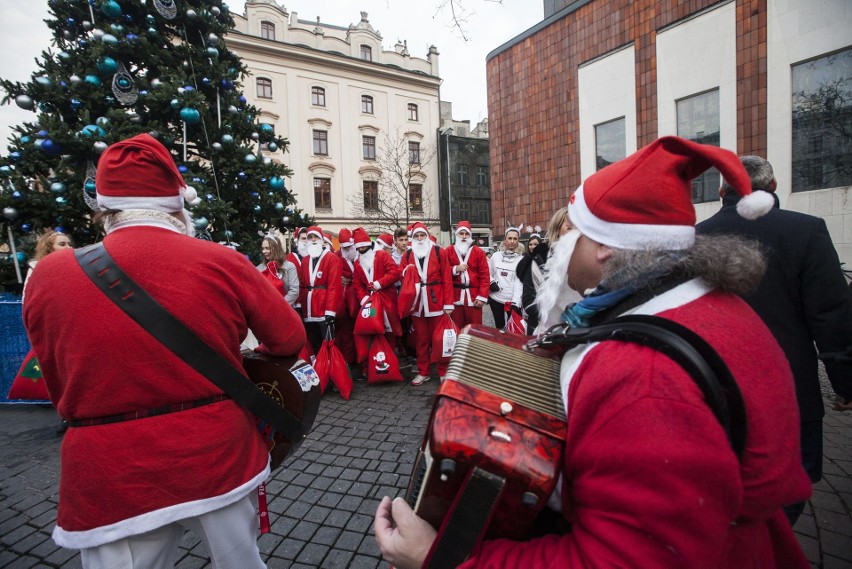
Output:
[
  {"xmin": 453, "ymin": 284, "xmax": 470, "ymax": 289},
  {"xmin": 421, "ymin": 281, "xmax": 440, "ymax": 286},
  {"xmin": 301, "ymin": 285, "xmax": 327, "ymax": 290},
  {"xmin": 68, "ymin": 395, "xmax": 230, "ymax": 427}
]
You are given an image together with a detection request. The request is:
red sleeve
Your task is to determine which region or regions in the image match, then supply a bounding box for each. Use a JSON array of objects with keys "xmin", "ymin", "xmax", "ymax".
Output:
[
  {"xmin": 472, "ymin": 247, "xmax": 491, "ymax": 301},
  {"xmin": 324, "ymin": 254, "xmax": 342, "ymax": 317},
  {"xmin": 377, "ymin": 251, "xmax": 401, "ymax": 289},
  {"xmin": 242, "ymin": 260, "xmax": 306, "ymax": 356},
  {"xmin": 440, "ymin": 247, "xmax": 454, "ymax": 308}
]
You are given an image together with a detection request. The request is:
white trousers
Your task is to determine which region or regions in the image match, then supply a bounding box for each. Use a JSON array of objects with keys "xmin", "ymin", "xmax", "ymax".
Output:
[{"xmin": 80, "ymin": 493, "xmax": 266, "ymax": 569}]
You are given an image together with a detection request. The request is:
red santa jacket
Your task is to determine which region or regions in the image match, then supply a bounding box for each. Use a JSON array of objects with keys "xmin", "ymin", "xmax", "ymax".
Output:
[
  {"xmin": 444, "ymin": 244, "xmax": 490, "ymax": 306},
  {"xmin": 403, "ymin": 245, "xmax": 454, "ymax": 318},
  {"xmin": 23, "ymin": 226, "xmax": 306, "ymax": 549},
  {"xmin": 459, "ymin": 280, "xmax": 811, "ymax": 569},
  {"xmin": 288, "ymin": 251, "xmax": 306, "ymax": 308},
  {"xmin": 353, "ymin": 249, "xmax": 402, "ymax": 335},
  {"xmin": 299, "ymin": 249, "xmax": 342, "ymax": 321},
  {"xmin": 335, "ymin": 250, "xmax": 358, "ymax": 318}
]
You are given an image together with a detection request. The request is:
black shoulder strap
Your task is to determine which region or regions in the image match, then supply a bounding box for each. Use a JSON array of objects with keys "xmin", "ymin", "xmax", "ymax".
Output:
[
  {"xmin": 536, "ymin": 314, "xmax": 747, "ymax": 459},
  {"xmin": 74, "ymin": 243, "xmax": 309, "ymax": 444}
]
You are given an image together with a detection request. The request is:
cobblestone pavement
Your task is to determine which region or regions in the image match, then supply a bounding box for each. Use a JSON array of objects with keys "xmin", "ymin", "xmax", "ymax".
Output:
[{"xmin": 1, "ymin": 351, "xmax": 850, "ymax": 568}]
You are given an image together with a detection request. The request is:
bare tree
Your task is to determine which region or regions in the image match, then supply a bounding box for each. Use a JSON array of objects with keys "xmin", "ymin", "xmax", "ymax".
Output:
[
  {"xmin": 434, "ymin": 0, "xmax": 505, "ymax": 41},
  {"xmin": 348, "ymin": 128, "xmax": 439, "ymax": 233}
]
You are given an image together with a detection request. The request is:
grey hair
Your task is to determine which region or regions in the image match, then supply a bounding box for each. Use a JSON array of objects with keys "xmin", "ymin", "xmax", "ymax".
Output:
[
  {"xmin": 722, "ymin": 155, "xmax": 775, "ymax": 194},
  {"xmin": 602, "ymin": 235, "xmax": 767, "ymax": 296}
]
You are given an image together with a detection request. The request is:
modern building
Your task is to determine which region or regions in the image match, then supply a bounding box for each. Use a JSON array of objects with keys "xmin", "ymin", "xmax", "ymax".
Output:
[
  {"xmin": 486, "ymin": 0, "xmax": 852, "ymax": 262},
  {"xmin": 229, "ymin": 0, "xmax": 442, "ymax": 236},
  {"xmin": 438, "ymin": 101, "xmax": 492, "ymax": 246}
]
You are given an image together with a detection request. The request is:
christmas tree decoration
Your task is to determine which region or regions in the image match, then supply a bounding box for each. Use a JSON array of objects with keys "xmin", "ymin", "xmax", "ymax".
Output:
[{"xmin": 0, "ymin": 0, "xmax": 308, "ymax": 270}]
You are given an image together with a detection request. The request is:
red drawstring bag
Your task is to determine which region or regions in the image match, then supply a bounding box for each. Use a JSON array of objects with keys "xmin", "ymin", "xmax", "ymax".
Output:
[
  {"xmin": 326, "ymin": 341, "xmax": 353, "ymax": 400},
  {"xmin": 312, "ymin": 340, "xmax": 332, "ymax": 393},
  {"xmin": 502, "ymin": 303, "xmax": 528, "ymax": 336},
  {"xmin": 367, "ymin": 335, "xmax": 403, "ymax": 383},
  {"xmin": 354, "ymin": 334, "xmax": 371, "ymax": 363},
  {"xmin": 355, "ymin": 294, "xmax": 386, "ymax": 335},
  {"xmin": 430, "ymin": 314, "xmax": 460, "ymax": 364},
  {"xmin": 7, "ymin": 350, "xmax": 50, "ymax": 401},
  {"xmin": 260, "ymin": 261, "xmax": 285, "ymax": 296},
  {"xmin": 397, "ymin": 265, "xmax": 420, "ymax": 319},
  {"xmin": 298, "ymin": 342, "xmax": 315, "ymax": 366}
]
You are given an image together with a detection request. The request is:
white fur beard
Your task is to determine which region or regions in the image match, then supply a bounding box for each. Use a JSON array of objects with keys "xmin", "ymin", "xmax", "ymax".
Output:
[
  {"xmin": 534, "ymin": 230, "xmax": 583, "ymax": 335},
  {"xmin": 455, "ymin": 240, "xmax": 471, "ymax": 256},
  {"xmin": 359, "ymin": 250, "xmax": 375, "ymax": 273},
  {"xmin": 412, "ymin": 239, "xmax": 430, "ymax": 258},
  {"xmin": 308, "ymin": 241, "xmax": 323, "ymax": 258},
  {"xmin": 297, "ymin": 241, "xmax": 309, "ymax": 257},
  {"xmin": 341, "ymin": 246, "xmax": 357, "ymax": 262}
]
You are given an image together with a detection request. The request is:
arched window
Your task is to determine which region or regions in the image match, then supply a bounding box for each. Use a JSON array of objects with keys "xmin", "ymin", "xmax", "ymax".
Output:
[
  {"xmin": 260, "ymin": 21, "xmax": 275, "ymax": 41},
  {"xmin": 311, "ymin": 86, "xmax": 326, "ymax": 107},
  {"xmin": 256, "ymin": 78, "xmax": 273, "ymax": 99}
]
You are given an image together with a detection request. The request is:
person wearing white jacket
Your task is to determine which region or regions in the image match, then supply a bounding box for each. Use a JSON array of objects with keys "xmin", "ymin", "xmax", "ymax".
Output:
[{"xmin": 488, "ymin": 227, "xmax": 525, "ymax": 329}]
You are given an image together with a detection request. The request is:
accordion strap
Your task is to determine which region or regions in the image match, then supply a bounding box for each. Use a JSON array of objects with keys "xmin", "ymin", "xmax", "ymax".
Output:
[{"xmin": 73, "ymin": 242, "xmax": 308, "ymax": 444}]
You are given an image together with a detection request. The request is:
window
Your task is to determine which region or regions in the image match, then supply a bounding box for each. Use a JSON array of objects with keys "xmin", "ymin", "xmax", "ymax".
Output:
[
  {"xmin": 677, "ymin": 89, "xmax": 720, "ymax": 203},
  {"xmin": 594, "ymin": 117, "xmax": 626, "ymax": 171},
  {"xmin": 360, "ymin": 45, "xmax": 372, "ymax": 61},
  {"xmin": 408, "ymin": 141, "xmax": 421, "ymax": 165},
  {"xmin": 312, "ymin": 130, "xmax": 328, "ymax": 156},
  {"xmin": 314, "ymin": 177, "xmax": 331, "ymax": 209},
  {"xmin": 456, "ymin": 164, "xmax": 469, "ymax": 185},
  {"xmin": 311, "ymin": 86, "xmax": 326, "ymax": 107},
  {"xmin": 792, "ymin": 49, "xmax": 852, "ymax": 192},
  {"xmin": 256, "ymin": 78, "xmax": 272, "ymax": 99},
  {"xmin": 409, "ymin": 184, "xmax": 423, "ymax": 211},
  {"xmin": 362, "ymin": 136, "xmax": 376, "ymax": 160},
  {"xmin": 361, "ymin": 95, "xmax": 374, "ymax": 114},
  {"xmin": 476, "ymin": 165, "xmax": 489, "ymax": 187},
  {"xmin": 363, "ymin": 180, "xmax": 379, "ymax": 210},
  {"xmin": 260, "ymin": 21, "xmax": 275, "ymax": 41},
  {"xmin": 408, "ymin": 103, "xmax": 419, "ymax": 121}
]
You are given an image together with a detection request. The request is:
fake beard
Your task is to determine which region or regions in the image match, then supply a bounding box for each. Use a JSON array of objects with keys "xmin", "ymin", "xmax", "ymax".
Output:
[
  {"xmin": 341, "ymin": 246, "xmax": 357, "ymax": 262},
  {"xmin": 297, "ymin": 240, "xmax": 309, "ymax": 257},
  {"xmin": 412, "ymin": 238, "xmax": 431, "ymax": 259},
  {"xmin": 455, "ymin": 239, "xmax": 471, "ymax": 257},
  {"xmin": 307, "ymin": 241, "xmax": 323, "ymax": 259},
  {"xmin": 534, "ymin": 229, "xmax": 584, "ymax": 335},
  {"xmin": 359, "ymin": 249, "xmax": 375, "ymax": 273}
]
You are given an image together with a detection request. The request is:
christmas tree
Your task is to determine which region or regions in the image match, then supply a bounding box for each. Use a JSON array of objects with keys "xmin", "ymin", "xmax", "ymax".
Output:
[{"xmin": 0, "ymin": 0, "xmax": 309, "ymax": 285}]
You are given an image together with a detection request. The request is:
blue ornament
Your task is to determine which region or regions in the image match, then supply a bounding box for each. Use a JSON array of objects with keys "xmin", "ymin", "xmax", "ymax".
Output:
[
  {"xmin": 104, "ymin": 96, "xmax": 116, "ymax": 106},
  {"xmin": 220, "ymin": 79, "xmax": 233, "ymax": 91},
  {"xmin": 39, "ymin": 103, "xmax": 52, "ymax": 113},
  {"xmin": 124, "ymin": 14, "xmax": 133, "ymax": 23},
  {"xmin": 110, "ymin": 23, "xmax": 124, "ymax": 34},
  {"xmin": 192, "ymin": 177, "xmax": 202, "ymax": 183},
  {"xmin": 78, "ymin": 39, "xmax": 88, "ymax": 48},
  {"xmin": 221, "ymin": 134, "xmax": 234, "ymax": 145},
  {"xmin": 244, "ymin": 154, "xmax": 256, "ymax": 164},
  {"xmin": 269, "ymin": 176, "xmax": 285, "ymax": 191},
  {"xmin": 274, "ymin": 203, "xmax": 284, "ymax": 212},
  {"xmin": 126, "ymin": 33, "xmax": 138, "ymax": 42},
  {"xmin": 9, "ymin": 151, "xmax": 21, "ymax": 162},
  {"xmin": 237, "ymin": 172, "xmax": 247, "ymax": 181},
  {"xmin": 102, "ymin": 34, "xmax": 119, "ymax": 46},
  {"xmin": 70, "ymin": 98, "xmax": 82, "ymax": 110},
  {"xmin": 194, "ymin": 217, "xmax": 209, "ymax": 229},
  {"xmin": 178, "ymin": 165, "xmax": 188, "ymax": 173},
  {"xmin": 37, "ymin": 130, "xmax": 48, "ymax": 138},
  {"xmin": 66, "ymin": 18, "xmax": 76, "ymax": 27},
  {"xmin": 201, "ymin": 77, "xmax": 210, "ymax": 85},
  {"xmin": 12, "ymin": 191, "xmax": 22, "ymax": 199},
  {"xmin": 96, "ymin": 116, "xmax": 110, "ymax": 127},
  {"xmin": 0, "ymin": 166, "xmax": 11, "ymax": 175},
  {"xmin": 251, "ymin": 192, "xmax": 260, "ymax": 199},
  {"xmin": 147, "ymin": 27, "xmax": 157, "ymax": 34},
  {"xmin": 84, "ymin": 74, "xmax": 102, "ymax": 86},
  {"xmin": 59, "ymin": 81, "xmax": 68, "ymax": 88},
  {"xmin": 180, "ymin": 107, "xmax": 201, "ymax": 124},
  {"xmin": 55, "ymin": 226, "xmax": 66, "ymax": 233},
  {"xmin": 50, "ymin": 182, "xmax": 67, "ymax": 193},
  {"xmin": 138, "ymin": 89, "xmax": 148, "ymax": 97},
  {"xmin": 146, "ymin": 14, "xmax": 155, "ymax": 25},
  {"xmin": 58, "ymin": 51, "xmax": 71, "ymax": 60},
  {"xmin": 170, "ymin": 98, "xmax": 181, "ymax": 109},
  {"xmin": 35, "ymin": 76, "xmax": 52, "ymax": 87},
  {"xmin": 85, "ymin": 180, "xmax": 96, "ymax": 193},
  {"xmin": 101, "ymin": 0, "xmax": 122, "ymax": 19},
  {"xmin": 20, "ymin": 136, "xmax": 30, "ymax": 143},
  {"xmin": 40, "ymin": 139, "xmax": 63, "ymax": 156},
  {"xmin": 267, "ymin": 142, "xmax": 278, "ymax": 152},
  {"xmin": 239, "ymin": 95, "xmax": 247, "ymax": 105},
  {"xmin": 97, "ymin": 56, "xmax": 118, "ymax": 75},
  {"xmin": 224, "ymin": 230, "xmax": 233, "ymax": 239},
  {"xmin": 55, "ymin": 196, "xmax": 67, "ymax": 205},
  {"xmin": 21, "ymin": 224, "xmax": 32, "ymax": 232},
  {"xmin": 259, "ymin": 123, "xmax": 274, "ymax": 134},
  {"xmin": 253, "ymin": 205, "xmax": 261, "ymax": 213},
  {"xmin": 206, "ymin": 47, "xmax": 219, "ymax": 59},
  {"xmin": 16, "ymin": 252, "xmax": 26, "ymax": 263},
  {"xmin": 205, "ymin": 194, "xmax": 214, "ymax": 201}
]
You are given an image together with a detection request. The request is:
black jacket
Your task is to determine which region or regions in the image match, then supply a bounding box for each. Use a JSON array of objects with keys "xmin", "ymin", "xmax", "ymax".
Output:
[
  {"xmin": 697, "ymin": 193, "xmax": 852, "ymax": 420},
  {"xmin": 517, "ymin": 242, "xmax": 550, "ymax": 331}
]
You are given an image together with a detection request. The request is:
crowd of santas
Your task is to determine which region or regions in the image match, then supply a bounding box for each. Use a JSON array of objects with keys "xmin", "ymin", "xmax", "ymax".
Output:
[{"xmin": 256, "ymin": 220, "xmax": 518, "ymax": 395}]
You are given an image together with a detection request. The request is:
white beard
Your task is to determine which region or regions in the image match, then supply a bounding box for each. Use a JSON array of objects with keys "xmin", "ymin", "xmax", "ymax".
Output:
[
  {"xmin": 297, "ymin": 240, "xmax": 309, "ymax": 257},
  {"xmin": 534, "ymin": 229, "xmax": 584, "ymax": 335},
  {"xmin": 359, "ymin": 249, "xmax": 375, "ymax": 273},
  {"xmin": 341, "ymin": 246, "xmax": 357, "ymax": 262},
  {"xmin": 308, "ymin": 241, "xmax": 323, "ymax": 259},
  {"xmin": 454, "ymin": 240, "xmax": 471, "ymax": 257},
  {"xmin": 412, "ymin": 239, "xmax": 431, "ymax": 259}
]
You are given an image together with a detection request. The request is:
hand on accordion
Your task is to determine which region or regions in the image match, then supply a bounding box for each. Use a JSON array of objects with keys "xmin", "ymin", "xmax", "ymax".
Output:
[{"xmin": 374, "ymin": 496, "xmax": 436, "ymax": 569}]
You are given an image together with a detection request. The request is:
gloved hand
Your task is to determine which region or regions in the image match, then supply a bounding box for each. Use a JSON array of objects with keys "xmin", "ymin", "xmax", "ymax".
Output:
[
  {"xmin": 489, "ymin": 281, "xmax": 500, "ymax": 293},
  {"xmin": 325, "ymin": 315, "xmax": 336, "ymax": 326}
]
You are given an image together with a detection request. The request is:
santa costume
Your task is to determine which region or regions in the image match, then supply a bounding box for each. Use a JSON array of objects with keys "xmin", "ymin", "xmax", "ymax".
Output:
[
  {"xmin": 335, "ymin": 228, "xmax": 358, "ymax": 364},
  {"xmin": 23, "ymin": 134, "xmax": 306, "ymax": 566},
  {"xmin": 299, "ymin": 226, "xmax": 342, "ymax": 353},
  {"xmin": 445, "ymin": 220, "xmax": 490, "ymax": 329},
  {"xmin": 402, "ymin": 223, "xmax": 454, "ymax": 383},
  {"xmin": 287, "ymin": 227, "xmax": 307, "ymax": 312},
  {"xmin": 352, "ymin": 227, "xmax": 402, "ymax": 338},
  {"xmin": 460, "ymin": 137, "xmax": 810, "ymax": 568}
]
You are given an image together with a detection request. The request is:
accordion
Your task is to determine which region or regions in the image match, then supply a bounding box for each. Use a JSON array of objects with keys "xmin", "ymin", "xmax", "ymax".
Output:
[{"xmin": 405, "ymin": 325, "xmax": 566, "ymax": 540}]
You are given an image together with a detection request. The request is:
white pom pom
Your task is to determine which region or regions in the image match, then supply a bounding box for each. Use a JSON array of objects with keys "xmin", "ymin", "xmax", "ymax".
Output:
[
  {"xmin": 736, "ymin": 190, "xmax": 774, "ymax": 220},
  {"xmin": 181, "ymin": 185, "xmax": 198, "ymax": 203}
]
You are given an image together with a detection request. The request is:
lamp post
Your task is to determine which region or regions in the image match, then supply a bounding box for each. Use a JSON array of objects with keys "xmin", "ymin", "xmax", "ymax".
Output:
[{"xmin": 441, "ymin": 127, "xmax": 454, "ymax": 231}]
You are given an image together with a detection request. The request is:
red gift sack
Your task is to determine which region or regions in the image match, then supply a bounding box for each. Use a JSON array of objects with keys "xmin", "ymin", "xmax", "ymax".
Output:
[
  {"xmin": 312, "ymin": 340, "xmax": 332, "ymax": 393},
  {"xmin": 326, "ymin": 341, "xmax": 353, "ymax": 400},
  {"xmin": 7, "ymin": 350, "xmax": 50, "ymax": 401},
  {"xmin": 298, "ymin": 341, "xmax": 315, "ymax": 365},
  {"xmin": 260, "ymin": 261, "xmax": 285, "ymax": 296},
  {"xmin": 354, "ymin": 334, "xmax": 371, "ymax": 363},
  {"xmin": 430, "ymin": 314, "xmax": 460, "ymax": 364},
  {"xmin": 367, "ymin": 335, "xmax": 403, "ymax": 383},
  {"xmin": 397, "ymin": 266, "xmax": 420, "ymax": 319},
  {"xmin": 503, "ymin": 304, "xmax": 528, "ymax": 336},
  {"xmin": 355, "ymin": 294, "xmax": 385, "ymax": 335}
]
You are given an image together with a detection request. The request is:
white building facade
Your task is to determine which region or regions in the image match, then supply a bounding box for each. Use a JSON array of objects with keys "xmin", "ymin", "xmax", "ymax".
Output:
[{"xmin": 228, "ymin": 0, "xmax": 442, "ymax": 236}]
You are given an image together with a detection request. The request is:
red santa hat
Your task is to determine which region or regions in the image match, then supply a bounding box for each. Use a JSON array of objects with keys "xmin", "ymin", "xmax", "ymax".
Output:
[
  {"xmin": 407, "ymin": 222, "xmax": 416, "ymax": 237},
  {"xmin": 353, "ymin": 227, "xmax": 372, "ymax": 249},
  {"xmin": 96, "ymin": 133, "xmax": 195, "ymax": 211},
  {"xmin": 306, "ymin": 225, "xmax": 323, "ymax": 239},
  {"xmin": 410, "ymin": 222, "xmax": 428, "ymax": 237},
  {"xmin": 429, "ymin": 235, "xmax": 437, "ymax": 244},
  {"xmin": 376, "ymin": 233, "xmax": 393, "ymax": 249},
  {"xmin": 293, "ymin": 227, "xmax": 304, "ymax": 239},
  {"xmin": 454, "ymin": 220, "xmax": 472, "ymax": 236},
  {"xmin": 323, "ymin": 232, "xmax": 333, "ymax": 245},
  {"xmin": 338, "ymin": 228, "xmax": 354, "ymax": 247},
  {"xmin": 568, "ymin": 136, "xmax": 773, "ymax": 250}
]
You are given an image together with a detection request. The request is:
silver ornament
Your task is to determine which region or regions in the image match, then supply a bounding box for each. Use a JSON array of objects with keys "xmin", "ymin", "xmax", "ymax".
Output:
[
  {"xmin": 92, "ymin": 28, "xmax": 105, "ymax": 40},
  {"xmin": 112, "ymin": 62, "xmax": 138, "ymax": 105},
  {"xmin": 208, "ymin": 33, "xmax": 218, "ymax": 45},
  {"xmin": 15, "ymin": 94, "xmax": 34, "ymax": 110},
  {"xmin": 82, "ymin": 20, "xmax": 93, "ymax": 31},
  {"xmin": 150, "ymin": 78, "xmax": 163, "ymax": 90},
  {"xmin": 186, "ymin": 9, "xmax": 197, "ymax": 19},
  {"xmin": 211, "ymin": 6, "xmax": 220, "ymax": 17},
  {"xmin": 69, "ymin": 74, "xmax": 82, "ymax": 84},
  {"xmin": 3, "ymin": 207, "xmax": 19, "ymax": 221},
  {"xmin": 263, "ymin": 157, "xmax": 272, "ymax": 165},
  {"xmin": 227, "ymin": 105, "xmax": 238, "ymax": 115},
  {"xmin": 211, "ymin": 142, "xmax": 223, "ymax": 151},
  {"xmin": 250, "ymin": 132, "xmax": 259, "ymax": 141},
  {"xmin": 177, "ymin": 87, "xmax": 185, "ymax": 95},
  {"xmin": 93, "ymin": 141, "xmax": 109, "ymax": 153}
]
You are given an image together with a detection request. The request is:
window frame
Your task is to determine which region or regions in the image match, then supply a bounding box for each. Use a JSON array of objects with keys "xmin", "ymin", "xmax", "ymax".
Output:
[
  {"xmin": 360, "ymin": 44, "xmax": 373, "ymax": 62},
  {"xmin": 362, "ymin": 135, "xmax": 376, "ymax": 161},
  {"xmin": 409, "ymin": 183, "xmax": 423, "ymax": 212},
  {"xmin": 260, "ymin": 21, "xmax": 276, "ymax": 41},
  {"xmin": 476, "ymin": 165, "xmax": 489, "ymax": 187},
  {"xmin": 594, "ymin": 117, "xmax": 627, "ymax": 171},
  {"xmin": 407, "ymin": 103, "xmax": 419, "ymax": 121},
  {"xmin": 313, "ymin": 177, "xmax": 331, "ymax": 209},
  {"xmin": 676, "ymin": 89, "xmax": 721, "ymax": 204},
  {"xmin": 256, "ymin": 77, "xmax": 273, "ymax": 99},
  {"xmin": 361, "ymin": 95, "xmax": 374, "ymax": 114},
  {"xmin": 311, "ymin": 86, "xmax": 326, "ymax": 107},
  {"xmin": 408, "ymin": 141, "xmax": 421, "ymax": 165},
  {"xmin": 456, "ymin": 163, "xmax": 469, "ymax": 186},
  {"xmin": 312, "ymin": 130, "xmax": 328, "ymax": 156},
  {"xmin": 363, "ymin": 180, "xmax": 379, "ymax": 210}
]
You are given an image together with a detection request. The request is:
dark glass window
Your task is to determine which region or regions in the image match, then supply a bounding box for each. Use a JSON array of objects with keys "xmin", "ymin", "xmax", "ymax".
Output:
[
  {"xmin": 260, "ymin": 21, "xmax": 275, "ymax": 40},
  {"xmin": 476, "ymin": 165, "xmax": 489, "ymax": 186},
  {"xmin": 409, "ymin": 184, "xmax": 423, "ymax": 211},
  {"xmin": 361, "ymin": 95, "xmax": 374, "ymax": 114},
  {"xmin": 363, "ymin": 180, "xmax": 378, "ymax": 210},
  {"xmin": 408, "ymin": 103, "xmax": 418, "ymax": 121},
  {"xmin": 312, "ymin": 130, "xmax": 328, "ymax": 156},
  {"xmin": 408, "ymin": 141, "xmax": 421, "ymax": 165},
  {"xmin": 311, "ymin": 86, "xmax": 326, "ymax": 107},
  {"xmin": 363, "ymin": 136, "xmax": 376, "ymax": 160},
  {"xmin": 456, "ymin": 164, "xmax": 469, "ymax": 185},
  {"xmin": 256, "ymin": 78, "xmax": 273, "ymax": 99},
  {"xmin": 361, "ymin": 45, "xmax": 373, "ymax": 61},
  {"xmin": 677, "ymin": 90, "xmax": 720, "ymax": 203},
  {"xmin": 594, "ymin": 117, "xmax": 626, "ymax": 171},
  {"xmin": 314, "ymin": 177, "xmax": 331, "ymax": 209},
  {"xmin": 792, "ymin": 49, "xmax": 852, "ymax": 192}
]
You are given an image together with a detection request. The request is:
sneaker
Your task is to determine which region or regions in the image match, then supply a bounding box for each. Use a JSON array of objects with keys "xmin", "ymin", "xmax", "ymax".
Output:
[{"xmin": 411, "ymin": 374, "xmax": 431, "ymax": 386}]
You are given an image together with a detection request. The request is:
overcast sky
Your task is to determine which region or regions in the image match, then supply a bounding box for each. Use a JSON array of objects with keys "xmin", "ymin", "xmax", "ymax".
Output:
[{"xmin": 0, "ymin": 0, "xmax": 542, "ymax": 146}]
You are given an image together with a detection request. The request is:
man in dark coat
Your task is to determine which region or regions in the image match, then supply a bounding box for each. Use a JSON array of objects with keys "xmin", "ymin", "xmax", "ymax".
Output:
[{"xmin": 697, "ymin": 155, "xmax": 852, "ymax": 524}]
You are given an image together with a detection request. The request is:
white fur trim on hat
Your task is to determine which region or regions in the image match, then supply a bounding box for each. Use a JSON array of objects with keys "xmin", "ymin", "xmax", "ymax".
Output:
[
  {"xmin": 96, "ymin": 194, "xmax": 184, "ymax": 212},
  {"xmin": 736, "ymin": 190, "xmax": 775, "ymax": 220},
  {"xmin": 411, "ymin": 226, "xmax": 428, "ymax": 236},
  {"xmin": 307, "ymin": 228, "xmax": 323, "ymax": 238},
  {"xmin": 568, "ymin": 185, "xmax": 694, "ymax": 250}
]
